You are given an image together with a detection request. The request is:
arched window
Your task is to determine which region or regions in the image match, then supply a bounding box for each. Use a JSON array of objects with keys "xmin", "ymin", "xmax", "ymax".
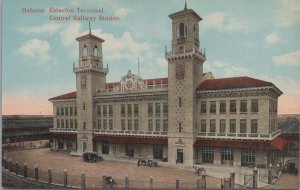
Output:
[
  {"xmin": 179, "ymin": 23, "xmax": 185, "ymax": 37},
  {"xmin": 83, "ymin": 45, "xmax": 88, "ymax": 56},
  {"xmin": 93, "ymin": 46, "xmax": 99, "ymax": 57}
]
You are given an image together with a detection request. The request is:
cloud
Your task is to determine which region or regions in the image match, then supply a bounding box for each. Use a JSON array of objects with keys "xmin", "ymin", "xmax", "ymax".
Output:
[
  {"xmin": 210, "ymin": 61, "xmax": 249, "ymax": 77},
  {"xmin": 265, "ymin": 33, "xmax": 282, "ymax": 44},
  {"xmin": 272, "ymin": 50, "xmax": 300, "ymax": 66},
  {"xmin": 19, "ymin": 39, "xmax": 54, "ymax": 63},
  {"xmin": 202, "ymin": 12, "xmax": 250, "ymax": 32},
  {"xmin": 19, "ymin": 23, "xmax": 62, "ymax": 35},
  {"xmin": 277, "ymin": 0, "xmax": 300, "ymax": 27},
  {"xmin": 115, "ymin": 8, "xmax": 129, "ymax": 17}
]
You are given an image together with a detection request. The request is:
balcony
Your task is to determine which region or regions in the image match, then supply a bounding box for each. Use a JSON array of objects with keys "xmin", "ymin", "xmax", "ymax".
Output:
[
  {"xmin": 197, "ymin": 129, "xmax": 281, "ymax": 140},
  {"xmin": 50, "ymin": 128, "xmax": 77, "ymax": 133},
  {"xmin": 94, "ymin": 129, "xmax": 167, "ymax": 137},
  {"xmin": 165, "ymin": 47, "xmax": 206, "ymax": 60}
]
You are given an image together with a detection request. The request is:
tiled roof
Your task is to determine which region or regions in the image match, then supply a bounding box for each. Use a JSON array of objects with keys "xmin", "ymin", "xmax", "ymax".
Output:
[
  {"xmin": 49, "ymin": 91, "xmax": 76, "ymax": 101},
  {"xmin": 144, "ymin": 78, "xmax": 168, "ymax": 85},
  {"xmin": 197, "ymin": 76, "xmax": 274, "ymax": 91}
]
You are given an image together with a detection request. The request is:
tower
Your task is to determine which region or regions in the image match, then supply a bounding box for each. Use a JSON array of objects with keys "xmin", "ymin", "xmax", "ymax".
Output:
[
  {"xmin": 74, "ymin": 25, "xmax": 108, "ymax": 153},
  {"xmin": 166, "ymin": 4, "xmax": 206, "ymax": 165}
]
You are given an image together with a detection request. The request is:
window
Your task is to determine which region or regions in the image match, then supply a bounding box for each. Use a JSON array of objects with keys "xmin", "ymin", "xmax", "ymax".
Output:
[
  {"xmin": 251, "ymin": 99, "xmax": 259, "ymax": 112},
  {"xmin": 83, "ymin": 45, "xmax": 88, "ymax": 56},
  {"xmin": 220, "ymin": 101, "xmax": 226, "ymax": 114},
  {"xmin": 103, "ymin": 105, "xmax": 107, "ymax": 116},
  {"xmin": 179, "ymin": 123, "xmax": 182, "ymax": 132},
  {"xmin": 134, "ymin": 104, "xmax": 139, "ymax": 115},
  {"xmin": 155, "ymin": 103, "xmax": 161, "ymax": 114},
  {"xmin": 210, "ymin": 101, "xmax": 216, "ymax": 114},
  {"xmin": 230, "ymin": 119, "xmax": 236, "ymax": 133},
  {"xmin": 57, "ymin": 108, "xmax": 60, "ymax": 116},
  {"xmin": 200, "ymin": 101, "xmax": 207, "ymax": 114},
  {"xmin": 109, "ymin": 105, "xmax": 113, "ymax": 116},
  {"xmin": 179, "ymin": 97, "xmax": 182, "ymax": 107},
  {"xmin": 97, "ymin": 105, "xmax": 101, "ymax": 115},
  {"xmin": 202, "ymin": 147, "xmax": 214, "ymax": 163},
  {"xmin": 61, "ymin": 107, "xmax": 64, "ymax": 115},
  {"xmin": 240, "ymin": 119, "xmax": 247, "ymax": 133},
  {"xmin": 70, "ymin": 107, "xmax": 73, "ymax": 116},
  {"xmin": 201, "ymin": 120, "xmax": 206, "ymax": 132},
  {"xmin": 230, "ymin": 100, "xmax": 236, "ymax": 113},
  {"xmin": 57, "ymin": 119, "xmax": 60, "ymax": 128},
  {"xmin": 121, "ymin": 104, "xmax": 125, "ymax": 116},
  {"xmin": 61, "ymin": 119, "xmax": 64, "ymax": 128},
  {"xmin": 148, "ymin": 103, "xmax": 153, "ymax": 115},
  {"xmin": 103, "ymin": 120, "xmax": 107, "ymax": 130},
  {"xmin": 163, "ymin": 102, "xmax": 168, "ymax": 114},
  {"xmin": 163, "ymin": 120, "xmax": 168, "ymax": 132},
  {"xmin": 121, "ymin": 119, "xmax": 125, "ymax": 130},
  {"xmin": 98, "ymin": 120, "xmax": 101, "ymax": 129},
  {"xmin": 156, "ymin": 119, "xmax": 160, "ymax": 131},
  {"xmin": 70, "ymin": 119, "xmax": 73, "ymax": 128},
  {"xmin": 128, "ymin": 120, "xmax": 132, "ymax": 130},
  {"xmin": 83, "ymin": 102, "xmax": 85, "ymax": 110},
  {"xmin": 179, "ymin": 23, "xmax": 185, "ymax": 37},
  {"xmin": 210, "ymin": 119, "xmax": 216, "ymax": 133},
  {"xmin": 241, "ymin": 149, "xmax": 255, "ymax": 166},
  {"xmin": 251, "ymin": 119, "xmax": 258, "ymax": 133},
  {"xmin": 127, "ymin": 104, "xmax": 132, "ymax": 116},
  {"xmin": 125, "ymin": 144, "xmax": 134, "ymax": 157},
  {"xmin": 134, "ymin": 119, "xmax": 139, "ymax": 131},
  {"xmin": 240, "ymin": 100, "xmax": 247, "ymax": 113},
  {"xmin": 148, "ymin": 120, "xmax": 153, "ymax": 131},
  {"xmin": 221, "ymin": 147, "xmax": 234, "ymax": 161},
  {"xmin": 93, "ymin": 46, "xmax": 99, "ymax": 57},
  {"xmin": 75, "ymin": 120, "xmax": 77, "ymax": 129},
  {"xmin": 66, "ymin": 119, "xmax": 69, "ymax": 128},
  {"xmin": 83, "ymin": 122, "xmax": 86, "ymax": 130},
  {"xmin": 65, "ymin": 107, "xmax": 68, "ymax": 115},
  {"xmin": 109, "ymin": 119, "xmax": 113, "ymax": 130},
  {"xmin": 74, "ymin": 107, "xmax": 77, "ymax": 115},
  {"xmin": 220, "ymin": 119, "xmax": 226, "ymax": 133}
]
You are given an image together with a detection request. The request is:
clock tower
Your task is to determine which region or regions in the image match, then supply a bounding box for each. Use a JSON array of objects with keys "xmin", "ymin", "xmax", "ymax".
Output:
[
  {"xmin": 74, "ymin": 27, "xmax": 108, "ymax": 154},
  {"xmin": 166, "ymin": 4, "xmax": 206, "ymax": 166}
]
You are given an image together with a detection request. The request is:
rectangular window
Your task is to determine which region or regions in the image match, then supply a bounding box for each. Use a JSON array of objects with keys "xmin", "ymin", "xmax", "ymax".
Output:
[
  {"xmin": 179, "ymin": 123, "xmax": 182, "ymax": 132},
  {"xmin": 220, "ymin": 119, "xmax": 226, "ymax": 133},
  {"xmin": 210, "ymin": 101, "xmax": 216, "ymax": 114},
  {"xmin": 240, "ymin": 119, "xmax": 247, "ymax": 133},
  {"xmin": 251, "ymin": 119, "xmax": 258, "ymax": 133},
  {"xmin": 83, "ymin": 103, "xmax": 86, "ymax": 110},
  {"xmin": 70, "ymin": 107, "xmax": 73, "ymax": 116},
  {"xmin": 75, "ymin": 120, "xmax": 77, "ymax": 129},
  {"xmin": 163, "ymin": 102, "xmax": 168, "ymax": 114},
  {"xmin": 156, "ymin": 119, "xmax": 160, "ymax": 131},
  {"xmin": 134, "ymin": 104, "xmax": 139, "ymax": 115},
  {"xmin": 163, "ymin": 119, "xmax": 168, "ymax": 132},
  {"xmin": 98, "ymin": 120, "xmax": 101, "ymax": 129},
  {"xmin": 230, "ymin": 119, "xmax": 236, "ymax": 133},
  {"xmin": 121, "ymin": 104, "xmax": 125, "ymax": 116},
  {"xmin": 109, "ymin": 119, "xmax": 113, "ymax": 130},
  {"xmin": 148, "ymin": 103, "xmax": 153, "ymax": 114},
  {"xmin": 230, "ymin": 100, "xmax": 236, "ymax": 113},
  {"xmin": 251, "ymin": 99, "xmax": 259, "ymax": 112},
  {"xmin": 210, "ymin": 119, "xmax": 216, "ymax": 132},
  {"xmin": 240, "ymin": 100, "xmax": 247, "ymax": 113},
  {"xmin": 202, "ymin": 147, "xmax": 214, "ymax": 163},
  {"xmin": 121, "ymin": 119, "xmax": 126, "ymax": 130},
  {"xmin": 219, "ymin": 101, "xmax": 226, "ymax": 114},
  {"xmin": 97, "ymin": 105, "xmax": 101, "ymax": 115},
  {"xmin": 61, "ymin": 107, "xmax": 64, "ymax": 115},
  {"xmin": 57, "ymin": 107, "xmax": 60, "ymax": 116},
  {"xmin": 155, "ymin": 103, "xmax": 161, "ymax": 114},
  {"xmin": 148, "ymin": 120, "xmax": 153, "ymax": 131},
  {"xmin": 70, "ymin": 119, "xmax": 73, "ymax": 128},
  {"xmin": 57, "ymin": 119, "xmax": 60, "ymax": 128},
  {"xmin": 66, "ymin": 119, "xmax": 69, "ymax": 128},
  {"xmin": 65, "ymin": 107, "xmax": 68, "ymax": 115},
  {"xmin": 103, "ymin": 119, "xmax": 107, "ymax": 130},
  {"xmin": 61, "ymin": 119, "xmax": 64, "ymax": 128},
  {"xmin": 200, "ymin": 101, "xmax": 207, "ymax": 114},
  {"xmin": 128, "ymin": 119, "xmax": 132, "ymax": 130},
  {"xmin": 134, "ymin": 119, "xmax": 139, "ymax": 131},
  {"xmin": 127, "ymin": 104, "xmax": 132, "ymax": 116},
  {"xmin": 221, "ymin": 147, "xmax": 234, "ymax": 161},
  {"xmin": 74, "ymin": 107, "xmax": 77, "ymax": 115},
  {"xmin": 103, "ymin": 105, "xmax": 107, "ymax": 116},
  {"xmin": 109, "ymin": 105, "xmax": 113, "ymax": 116},
  {"xmin": 241, "ymin": 149, "xmax": 255, "ymax": 166},
  {"xmin": 201, "ymin": 119, "xmax": 206, "ymax": 132},
  {"xmin": 179, "ymin": 97, "xmax": 182, "ymax": 107}
]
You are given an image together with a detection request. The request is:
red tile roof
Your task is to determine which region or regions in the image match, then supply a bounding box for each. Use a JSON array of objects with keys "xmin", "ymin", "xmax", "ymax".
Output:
[
  {"xmin": 49, "ymin": 91, "xmax": 76, "ymax": 101},
  {"xmin": 144, "ymin": 78, "xmax": 168, "ymax": 85},
  {"xmin": 197, "ymin": 76, "xmax": 274, "ymax": 91},
  {"xmin": 194, "ymin": 136, "xmax": 287, "ymax": 151},
  {"xmin": 94, "ymin": 135, "xmax": 168, "ymax": 144}
]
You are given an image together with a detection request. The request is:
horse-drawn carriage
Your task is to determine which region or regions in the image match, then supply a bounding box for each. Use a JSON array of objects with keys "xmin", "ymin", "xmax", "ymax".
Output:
[
  {"xmin": 138, "ymin": 159, "xmax": 158, "ymax": 167},
  {"xmin": 105, "ymin": 176, "xmax": 117, "ymax": 187}
]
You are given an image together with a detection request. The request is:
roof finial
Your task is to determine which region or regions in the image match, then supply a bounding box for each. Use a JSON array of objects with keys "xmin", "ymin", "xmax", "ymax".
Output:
[
  {"xmin": 89, "ymin": 21, "xmax": 91, "ymax": 34},
  {"xmin": 184, "ymin": 0, "xmax": 187, "ymax": 10}
]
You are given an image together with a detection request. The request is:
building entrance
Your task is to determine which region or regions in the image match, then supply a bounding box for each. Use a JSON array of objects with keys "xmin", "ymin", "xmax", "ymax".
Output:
[
  {"xmin": 177, "ymin": 149, "xmax": 183, "ymax": 164},
  {"xmin": 153, "ymin": 144, "xmax": 163, "ymax": 159},
  {"xmin": 102, "ymin": 141, "xmax": 109, "ymax": 154}
]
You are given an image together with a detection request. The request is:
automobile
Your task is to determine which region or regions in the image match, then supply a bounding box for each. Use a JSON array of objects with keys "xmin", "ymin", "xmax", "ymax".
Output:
[
  {"xmin": 82, "ymin": 152, "xmax": 103, "ymax": 163},
  {"xmin": 283, "ymin": 159, "xmax": 299, "ymax": 175}
]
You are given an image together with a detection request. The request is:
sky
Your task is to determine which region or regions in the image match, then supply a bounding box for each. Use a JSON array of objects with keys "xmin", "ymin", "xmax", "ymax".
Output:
[{"xmin": 2, "ymin": 0, "xmax": 300, "ymax": 115}]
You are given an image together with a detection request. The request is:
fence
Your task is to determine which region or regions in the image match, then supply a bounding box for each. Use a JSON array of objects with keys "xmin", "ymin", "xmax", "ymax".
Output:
[{"xmin": 2, "ymin": 140, "xmax": 50, "ymax": 152}]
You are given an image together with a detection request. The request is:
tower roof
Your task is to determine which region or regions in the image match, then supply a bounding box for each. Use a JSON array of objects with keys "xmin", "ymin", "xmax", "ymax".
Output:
[
  {"xmin": 169, "ymin": 7, "xmax": 202, "ymax": 21},
  {"xmin": 76, "ymin": 22, "xmax": 104, "ymax": 42}
]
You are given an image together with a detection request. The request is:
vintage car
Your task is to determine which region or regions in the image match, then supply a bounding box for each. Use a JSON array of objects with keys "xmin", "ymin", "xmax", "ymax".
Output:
[
  {"xmin": 82, "ymin": 152, "xmax": 103, "ymax": 163},
  {"xmin": 283, "ymin": 159, "xmax": 299, "ymax": 175}
]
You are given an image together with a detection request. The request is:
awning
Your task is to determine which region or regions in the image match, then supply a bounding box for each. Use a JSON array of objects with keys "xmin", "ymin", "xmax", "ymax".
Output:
[
  {"xmin": 49, "ymin": 133, "xmax": 77, "ymax": 139},
  {"xmin": 280, "ymin": 134, "xmax": 300, "ymax": 142},
  {"xmin": 193, "ymin": 136, "xmax": 287, "ymax": 151},
  {"xmin": 94, "ymin": 135, "xmax": 168, "ymax": 145}
]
